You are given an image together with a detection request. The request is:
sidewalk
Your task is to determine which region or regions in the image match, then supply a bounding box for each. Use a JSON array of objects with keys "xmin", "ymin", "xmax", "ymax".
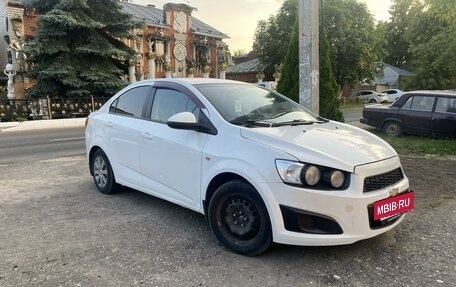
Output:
[{"xmin": 0, "ymin": 118, "xmax": 86, "ymax": 132}]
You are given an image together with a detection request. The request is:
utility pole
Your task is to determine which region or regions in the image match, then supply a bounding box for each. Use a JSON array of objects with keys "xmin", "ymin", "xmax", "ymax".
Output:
[{"xmin": 298, "ymin": 0, "xmax": 319, "ymax": 114}]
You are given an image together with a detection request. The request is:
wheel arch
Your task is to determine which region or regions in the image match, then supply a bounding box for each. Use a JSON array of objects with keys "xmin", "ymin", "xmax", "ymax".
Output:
[
  {"xmin": 381, "ymin": 118, "xmax": 402, "ymax": 129},
  {"xmin": 88, "ymin": 145, "xmax": 103, "ymax": 175},
  {"xmin": 203, "ymin": 172, "xmax": 252, "ymax": 221}
]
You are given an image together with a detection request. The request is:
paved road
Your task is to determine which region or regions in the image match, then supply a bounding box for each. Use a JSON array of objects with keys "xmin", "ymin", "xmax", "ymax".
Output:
[
  {"xmin": 0, "ymin": 154, "xmax": 454, "ymax": 286},
  {"xmin": 0, "ymin": 116, "xmax": 455, "ymax": 286},
  {"xmin": 0, "ymin": 127, "xmax": 85, "ymax": 164}
]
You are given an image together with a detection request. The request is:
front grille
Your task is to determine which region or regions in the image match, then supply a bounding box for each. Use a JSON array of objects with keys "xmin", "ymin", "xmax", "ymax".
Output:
[{"xmin": 363, "ymin": 168, "xmax": 404, "ymax": 193}]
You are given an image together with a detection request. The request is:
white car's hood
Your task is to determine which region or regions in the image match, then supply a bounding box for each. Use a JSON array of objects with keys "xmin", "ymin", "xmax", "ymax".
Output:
[{"xmin": 240, "ymin": 121, "xmax": 397, "ymax": 172}]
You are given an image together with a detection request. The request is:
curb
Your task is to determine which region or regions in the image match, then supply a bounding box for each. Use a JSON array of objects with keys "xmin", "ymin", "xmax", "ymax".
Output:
[{"xmin": 0, "ymin": 118, "xmax": 86, "ymax": 132}]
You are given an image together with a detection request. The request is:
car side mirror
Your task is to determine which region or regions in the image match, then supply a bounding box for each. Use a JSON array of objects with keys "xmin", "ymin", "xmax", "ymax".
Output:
[
  {"xmin": 167, "ymin": 110, "xmax": 218, "ymax": 135},
  {"xmin": 167, "ymin": 112, "xmax": 197, "ymax": 125}
]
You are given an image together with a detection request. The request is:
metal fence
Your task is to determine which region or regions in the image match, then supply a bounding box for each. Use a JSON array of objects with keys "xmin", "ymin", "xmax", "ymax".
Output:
[{"xmin": 0, "ymin": 96, "xmax": 110, "ymax": 122}]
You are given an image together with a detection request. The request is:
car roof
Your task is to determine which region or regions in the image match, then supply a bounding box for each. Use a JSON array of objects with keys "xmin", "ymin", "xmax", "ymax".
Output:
[
  {"xmin": 403, "ymin": 90, "xmax": 456, "ymax": 97},
  {"xmin": 391, "ymin": 90, "xmax": 456, "ymax": 107},
  {"xmin": 129, "ymin": 78, "xmax": 251, "ymax": 86}
]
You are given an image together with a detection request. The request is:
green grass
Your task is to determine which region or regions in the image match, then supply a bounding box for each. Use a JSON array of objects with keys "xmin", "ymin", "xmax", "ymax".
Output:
[
  {"xmin": 366, "ymin": 128, "xmax": 456, "ymax": 156},
  {"xmin": 340, "ymin": 102, "xmax": 364, "ymax": 109}
]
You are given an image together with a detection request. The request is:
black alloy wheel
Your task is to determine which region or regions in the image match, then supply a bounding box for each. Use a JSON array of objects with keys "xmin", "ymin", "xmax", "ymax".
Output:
[{"xmin": 208, "ymin": 180, "xmax": 272, "ymax": 256}]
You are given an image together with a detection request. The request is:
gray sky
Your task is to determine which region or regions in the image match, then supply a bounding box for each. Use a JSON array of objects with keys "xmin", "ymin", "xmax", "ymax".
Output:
[{"xmin": 132, "ymin": 0, "xmax": 393, "ymax": 52}]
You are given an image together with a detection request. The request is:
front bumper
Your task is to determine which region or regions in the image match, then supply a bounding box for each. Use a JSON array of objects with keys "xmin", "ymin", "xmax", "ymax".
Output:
[{"xmin": 261, "ymin": 156, "xmax": 409, "ymax": 246}]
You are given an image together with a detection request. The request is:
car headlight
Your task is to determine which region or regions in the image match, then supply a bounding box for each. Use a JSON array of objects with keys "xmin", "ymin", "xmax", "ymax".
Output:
[
  {"xmin": 275, "ymin": 160, "xmax": 304, "ymax": 185},
  {"xmin": 325, "ymin": 170, "xmax": 345, "ymax": 188},
  {"xmin": 302, "ymin": 165, "xmax": 321, "ymax": 186},
  {"xmin": 275, "ymin": 159, "xmax": 348, "ymax": 189}
]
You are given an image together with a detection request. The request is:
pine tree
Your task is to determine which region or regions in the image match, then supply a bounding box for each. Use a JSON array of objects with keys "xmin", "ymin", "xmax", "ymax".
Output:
[
  {"xmin": 276, "ymin": 13, "xmax": 343, "ymax": 121},
  {"xmin": 319, "ymin": 29, "xmax": 343, "ymax": 121},
  {"xmin": 276, "ymin": 17, "xmax": 299, "ymax": 102},
  {"xmin": 24, "ymin": 0, "xmax": 142, "ymax": 98}
]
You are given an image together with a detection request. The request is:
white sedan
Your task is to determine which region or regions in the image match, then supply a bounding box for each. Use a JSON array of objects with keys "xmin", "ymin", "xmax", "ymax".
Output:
[
  {"xmin": 353, "ymin": 90, "xmax": 389, "ymax": 103},
  {"xmin": 85, "ymin": 79, "xmax": 412, "ymax": 255},
  {"xmin": 381, "ymin": 89, "xmax": 405, "ymax": 103}
]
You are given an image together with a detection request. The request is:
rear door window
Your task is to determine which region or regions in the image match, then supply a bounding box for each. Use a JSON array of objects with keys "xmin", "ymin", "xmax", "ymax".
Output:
[
  {"xmin": 110, "ymin": 86, "xmax": 150, "ymax": 118},
  {"xmin": 435, "ymin": 97, "xmax": 456, "ymax": 114}
]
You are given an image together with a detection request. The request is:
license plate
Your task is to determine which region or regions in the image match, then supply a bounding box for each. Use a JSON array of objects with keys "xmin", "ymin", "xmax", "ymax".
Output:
[{"xmin": 373, "ymin": 191, "xmax": 414, "ymax": 221}]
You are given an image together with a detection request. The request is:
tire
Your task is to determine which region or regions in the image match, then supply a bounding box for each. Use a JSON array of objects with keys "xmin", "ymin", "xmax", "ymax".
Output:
[
  {"xmin": 208, "ymin": 180, "xmax": 272, "ymax": 256},
  {"xmin": 383, "ymin": 121, "xmax": 402, "ymax": 137},
  {"xmin": 369, "ymin": 99, "xmax": 377, "ymax": 103},
  {"xmin": 91, "ymin": 149, "xmax": 120, "ymax": 194}
]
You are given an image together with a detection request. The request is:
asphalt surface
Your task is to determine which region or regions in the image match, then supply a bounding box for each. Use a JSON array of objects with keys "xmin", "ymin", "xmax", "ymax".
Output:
[
  {"xmin": 0, "ymin": 112, "xmax": 454, "ymax": 286},
  {"xmin": 0, "ymin": 153, "xmax": 455, "ymax": 286},
  {"xmin": 0, "ymin": 127, "xmax": 85, "ymax": 164}
]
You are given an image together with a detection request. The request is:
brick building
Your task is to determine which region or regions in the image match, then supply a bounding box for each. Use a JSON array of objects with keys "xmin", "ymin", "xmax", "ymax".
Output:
[{"xmin": 0, "ymin": 1, "xmax": 229, "ymax": 99}]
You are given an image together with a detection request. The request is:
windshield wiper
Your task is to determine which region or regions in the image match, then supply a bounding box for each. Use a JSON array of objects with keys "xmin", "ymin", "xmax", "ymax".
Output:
[
  {"xmin": 230, "ymin": 120, "xmax": 273, "ymax": 127},
  {"xmin": 271, "ymin": 119, "xmax": 325, "ymax": 127}
]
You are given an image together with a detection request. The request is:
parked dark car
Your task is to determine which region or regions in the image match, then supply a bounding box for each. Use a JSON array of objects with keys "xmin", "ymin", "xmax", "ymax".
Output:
[{"xmin": 360, "ymin": 91, "xmax": 456, "ymax": 137}]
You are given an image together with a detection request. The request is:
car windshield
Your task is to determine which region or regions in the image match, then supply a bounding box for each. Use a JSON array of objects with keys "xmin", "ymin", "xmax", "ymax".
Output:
[{"xmin": 195, "ymin": 83, "xmax": 322, "ymax": 127}]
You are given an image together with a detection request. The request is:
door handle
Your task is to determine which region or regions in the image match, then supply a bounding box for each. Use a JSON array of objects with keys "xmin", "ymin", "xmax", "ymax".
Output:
[{"xmin": 142, "ymin": 132, "xmax": 153, "ymax": 140}]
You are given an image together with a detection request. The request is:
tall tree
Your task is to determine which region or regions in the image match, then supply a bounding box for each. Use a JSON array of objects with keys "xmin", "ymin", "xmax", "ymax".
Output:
[
  {"xmin": 319, "ymin": 26, "xmax": 343, "ymax": 121},
  {"xmin": 322, "ymin": 0, "xmax": 380, "ymax": 88},
  {"xmin": 254, "ymin": 0, "xmax": 380, "ymax": 88},
  {"xmin": 276, "ymin": 10, "xmax": 343, "ymax": 121},
  {"xmin": 405, "ymin": 0, "xmax": 456, "ymax": 89},
  {"xmin": 379, "ymin": 0, "xmax": 414, "ymax": 69},
  {"xmin": 276, "ymin": 16, "xmax": 299, "ymax": 102},
  {"xmin": 24, "ymin": 0, "xmax": 142, "ymax": 98},
  {"xmin": 253, "ymin": 0, "xmax": 298, "ymax": 78}
]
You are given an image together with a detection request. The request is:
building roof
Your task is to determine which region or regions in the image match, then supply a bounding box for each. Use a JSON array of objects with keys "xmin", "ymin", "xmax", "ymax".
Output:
[
  {"xmin": 119, "ymin": 2, "xmax": 228, "ymax": 39},
  {"xmin": 120, "ymin": 2, "xmax": 166, "ymax": 28},
  {"xmin": 374, "ymin": 64, "xmax": 413, "ymax": 85},
  {"xmin": 226, "ymin": 58, "xmax": 260, "ymax": 74},
  {"xmin": 387, "ymin": 65, "xmax": 413, "ymax": 77}
]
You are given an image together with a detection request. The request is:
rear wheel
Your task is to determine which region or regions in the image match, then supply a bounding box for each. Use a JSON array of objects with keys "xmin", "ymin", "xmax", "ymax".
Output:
[
  {"xmin": 369, "ymin": 99, "xmax": 377, "ymax": 103},
  {"xmin": 208, "ymin": 180, "xmax": 272, "ymax": 256},
  {"xmin": 91, "ymin": 149, "xmax": 120, "ymax": 194},
  {"xmin": 383, "ymin": 121, "xmax": 402, "ymax": 137}
]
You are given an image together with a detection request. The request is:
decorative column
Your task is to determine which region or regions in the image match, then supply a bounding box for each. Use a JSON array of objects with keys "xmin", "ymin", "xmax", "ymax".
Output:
[
  {"xmin": 148, "ymin": 53, "xmax": 156, "ymax": 79},
  {"xmin": 4, "ymin": 64, "xmax": 16, "ymax": 100},
  {"xmin": 128, "ymin": 60, "xmax": 136, "ymax": 84},
  {"xmin": 164, "ymin": 55, "xmax": 172, "ymax": 78}
]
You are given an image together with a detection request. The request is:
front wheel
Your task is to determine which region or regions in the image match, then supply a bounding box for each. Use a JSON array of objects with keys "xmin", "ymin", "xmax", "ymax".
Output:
[
  {"xmin": 383, "ymin": 121, "xmax": 402, "ymax": 137},
  {"xmin": 91, "ymin": 149, "xmax": 120, "ymax": 194},
  {"xmin": 208, "ymin": 180, "xmax": 272, "ymax": 256},
  {"xmin": 369, "ymin": 99, "xmax": 377, "ymax": 103}
]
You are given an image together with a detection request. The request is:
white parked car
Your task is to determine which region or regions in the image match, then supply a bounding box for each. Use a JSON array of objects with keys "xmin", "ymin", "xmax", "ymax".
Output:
[
  {"xmin": 381, "ymin": 89, "xmax": 405, "ymax": 103},
  {"xmin": 354, "ymin": 90, "xmax": 389, "ymax": 103},
  {"xmin": 257, "ymin": 81, "xmax": 277, "ymax": 90},
  {"xmin": 85, "ymin": 79, "xmax": 413, "ymax": 255}
]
